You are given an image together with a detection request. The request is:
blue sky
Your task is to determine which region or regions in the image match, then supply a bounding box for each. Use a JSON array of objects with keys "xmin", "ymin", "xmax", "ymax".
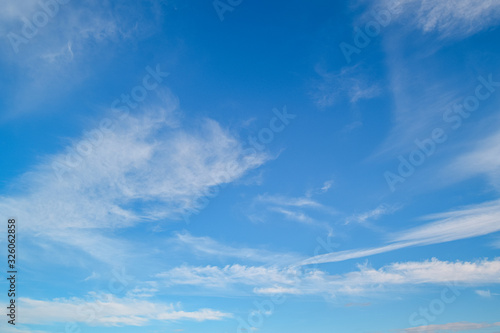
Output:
[{"xmin": 1, "ymin": 0, "xmax": 500, "ymax": 332}]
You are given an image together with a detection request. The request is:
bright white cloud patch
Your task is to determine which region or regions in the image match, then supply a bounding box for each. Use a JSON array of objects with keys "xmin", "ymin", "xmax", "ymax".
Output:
[
  {"xmin": 395, "ymin": 199, "xmax": 500, "ymax": 244},
  {"xmin": 158, "ymin": 258, "xmax": 500, "ymax": 297},
  {"xmin": 12, "ymin": 294, "xmax": 232, "ymax": 326},
  {"xmin": 475, "ymin": 290, "xmax": 492, "ymax": 298}
]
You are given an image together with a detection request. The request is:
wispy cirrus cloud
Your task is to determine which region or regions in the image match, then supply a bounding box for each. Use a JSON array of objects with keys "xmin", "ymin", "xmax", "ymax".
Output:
[
  {"xmin": 247, "ymin": 192, "xmax": 337, "ymax": 233},
  {"xmin": 0, "ymin": 0, "xmax": 169, "ymax": 118},
  {"xmin": 394, "ymin": 199, "xmax": 500, "ymax": 244},
  {"xmin": 255, "ymin": 193, "xmax": 326, "ymax": 209},
  {"xmin": 304, "ymin": 179, "xmax": 335, "ymax": 197},
  {"xmin": 345, "ymin": 204, "xmax": 400, "ymax": 225},
  {"xmin": 365, "ymin": 0, "xmax": 500, "ymax": 158},
  {"xmin": 269, "ymin": 207, "xmax": 316, "ymax": 224},
  {"xmin": 300, "ymin": 199, "xmax": 500, "ymax": 265},
  {"xmin": 379, "ymin": 0, "xmax": 500, "ymax": 40},
  {"xmin": 311, "ymin": 64, "xmax": 382, "ymax": 108},
  {"xmin": 0, "ymin": 101, "xmax": 269, "ymax": 265},
  {"xmin": 1, "ymin": 0, "xmax": 165, "ymax": 56},
  {"xmin": 171, "ymin": 232, "xmax": 304, "ymax": 265},
  {"xmin": 445, "ymin": 129, "xmax": 500, "ymax": 191}
]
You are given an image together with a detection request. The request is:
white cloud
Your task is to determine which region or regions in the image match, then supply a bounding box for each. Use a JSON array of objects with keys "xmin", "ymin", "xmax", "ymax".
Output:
[
  {"xmin": 253, "ymin": 286, "xmax": 302, "ymax": 295},
  {"xmin": 0, "ymin": 105, "xmax": 269, "ymax": 264},
  {"xmin": 345, "ymin": 204, "xmax": 400, "ymax": 225},
  {"xmin": 83, "ymin": 272, "xmax": 100, "ymax": 282},
  {"xmin": 157, "ymin": 258, "xmax": 500, "ymax": 297},
  {"xmin": 394, "ymin": 199, "xmax": 500, "ymax": 245},
  {"xmin": 300, "ymin": 199, "xmax": 500, "ymax": 265},
  {"xmin": 305, "ymin": 179, "xmax": 335, "ymax": 197},
  {"xmin": 126, "ymin": 281, "xmax": 159, "ymax": 298},
  {"xmin": 300, "ymin": 242, "xmax": 412, "ymax": 265},
  {"xmin": 249, "ymin": 193, "xmax": 337, "ymax": 229},
  {"xmin": 381, "ymin": 0, "xmax": 500, "ymax": 39},
  {"xmin": 156, "ymin": 309, "xmax": 231, "ymax": 321},
  {"xmin": 475, "ymin": 289, "xmax": 500, "ymax": 298},
  {"xmin": 157, "ymin": 265, "xmax": 300, "ymax": 289},
  {"xmin": 475, "ymin": 289, "xmax": 492, "ymax": 298},
  {"xmin": 1, "ymin": 0, "xmax": 164, "ymax": 56},
  {"xmin": 371, "ymin": 63, "xmax": 459, "ymax": 158},
  {"xmin": 269, "ymin": 207, "xmax": 315, "ymax": 224},
  {"xmin": 366, "ymin": 1, "xmax": 500, "ymax": 157},
  {"xmin": 320, "ymin": 180, "xmax": 334, "ymax": 193},
  {"xmin": 311, "ymin": 64, "xmax": 381, "ymax": 108},
  {"xmin": 371, "ymin": 258, "xmax": 500, "ymax": 284},
  {"xmin": 399, "ymin": 321, "xmax": 500, "ymax": 332},
  {"xmin": 255, "ymin": 194, "xmax": 324, "ymax": 208},
  {"xmin": 8, "ymin": 294, "xmax": 231, "ymax": 327}
]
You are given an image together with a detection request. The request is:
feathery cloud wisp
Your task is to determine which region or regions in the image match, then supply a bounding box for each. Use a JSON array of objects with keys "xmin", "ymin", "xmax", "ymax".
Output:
[
  {"xmin": 0, "ymin": 104, "xmax": 269, "ymax": 264},
  {"xmin": 300, "ymin": 199, "xmax": 500, "ymax": 265}
]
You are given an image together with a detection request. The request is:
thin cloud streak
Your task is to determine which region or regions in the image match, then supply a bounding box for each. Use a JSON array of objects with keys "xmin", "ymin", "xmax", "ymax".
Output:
[
  {"xmin": 12, "ymin": 294, "xmax": 232, "ymax": 326},
  {"xmin": 299, "ymin": 199, "xmax": 500, "ymax": 266}
]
